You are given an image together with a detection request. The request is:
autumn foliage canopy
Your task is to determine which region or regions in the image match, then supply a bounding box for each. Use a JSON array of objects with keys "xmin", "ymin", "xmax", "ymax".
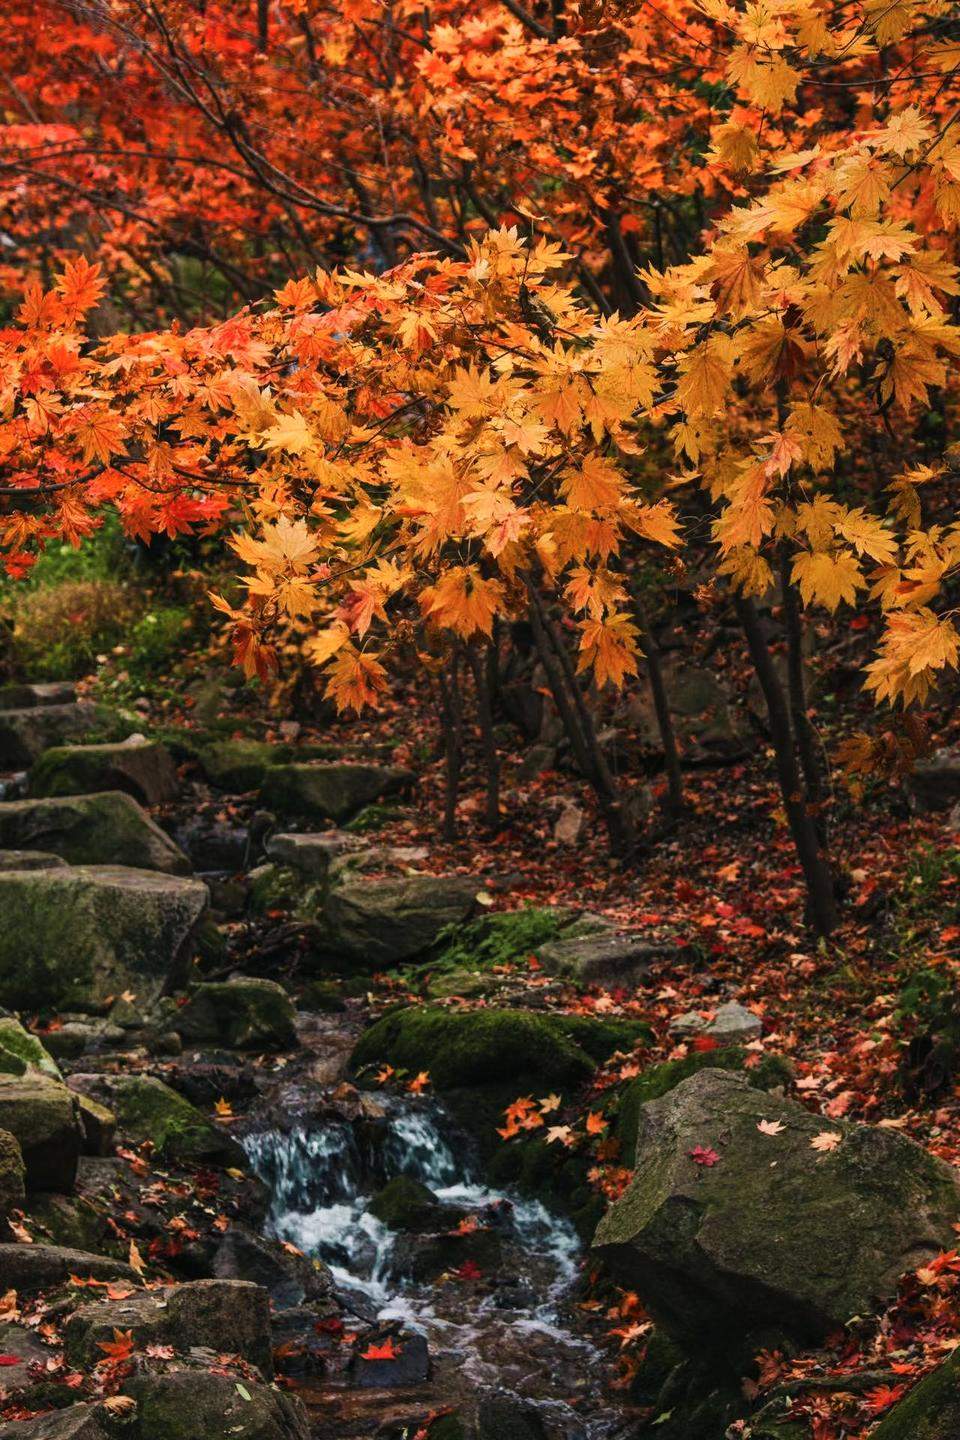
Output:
[{"xmin": 2, "ymin": 0, "xmax": 959, "ymax": 719}]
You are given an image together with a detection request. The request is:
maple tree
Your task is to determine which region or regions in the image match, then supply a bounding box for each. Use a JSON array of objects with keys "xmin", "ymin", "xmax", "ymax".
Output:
[{"xmin": 2, "ymin": 0, "xmax": 960, "ymax": 929}]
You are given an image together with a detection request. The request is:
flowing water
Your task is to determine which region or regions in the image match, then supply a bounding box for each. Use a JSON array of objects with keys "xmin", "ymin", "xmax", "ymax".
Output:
[{"xmin": 243, "ymin": 1098, "xmax": 623, "ymax": 1432}]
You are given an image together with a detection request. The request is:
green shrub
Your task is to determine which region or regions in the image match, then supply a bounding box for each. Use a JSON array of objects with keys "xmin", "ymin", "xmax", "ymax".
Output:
[
  {"xmin": 9, "ymin": 579, "xmax": 137, "ymax": 679},
  {"xmin": 126, "ymin": 607, "xmax": 192, "ymax": 673}
]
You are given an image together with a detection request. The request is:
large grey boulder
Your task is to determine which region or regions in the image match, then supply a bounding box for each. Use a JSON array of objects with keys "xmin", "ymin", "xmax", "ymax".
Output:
[
  {"xmin": 29, "ymin": 737, "xmax": 179, "ymax": 806},
  {"xmin": 64, "ymin": 1279, "xmax": 272, "ymax": 1373},
  {"xmin": 126, "ymin": 1371, "xmax": 310, "ymax": 1440},
  {"xmin": 0, "ymin": 865, "xmax": 208, "ymax": 1011},
  {"xmin": 0, "ymin": 792, "xmax": 191, "ymax": 874},
  {"xmin": 315, "ymin": 873, "xmax": 479, "ymax": 968},
  {"xmin": 259, "ymin": 761, "xmax": 413, "ymax": 822},
  {"xmin": 593, "ymin": 1069, "xmax": 960, "ymax": 1359},
  {"xmin": 0, "ymin": 1075, "xmax": 81, "ymax": 1191},
  {"xmin": 0, "ymin": 702, "xmax": 102, "ymax": 769}
]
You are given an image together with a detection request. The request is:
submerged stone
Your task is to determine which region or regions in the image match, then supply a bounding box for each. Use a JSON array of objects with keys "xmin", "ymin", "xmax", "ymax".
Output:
[
  {"xmin": 594, "ymin": 1068, "xmax": 960, "ymax": 1359},
  {"xmin": 0, "ymin": 865, "xmax": 208, "ymax": 1011},
  {"xmin": 0, "ymin": 792, "xmax": 191, "ymax": 874},
  {"xmin": 29, "ymin": 737, "xmax": 179, "ymax": 806}
]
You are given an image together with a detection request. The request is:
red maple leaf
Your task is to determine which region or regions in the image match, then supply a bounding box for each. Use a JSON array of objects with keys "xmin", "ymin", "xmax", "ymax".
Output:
[
  {"xmin": 360, "ymin": 1338, "xmax": 400, "ymax": 1361},
  {"xmin": 689, "ymin": 1145, "xmax": 720, "ymax": 1167}
]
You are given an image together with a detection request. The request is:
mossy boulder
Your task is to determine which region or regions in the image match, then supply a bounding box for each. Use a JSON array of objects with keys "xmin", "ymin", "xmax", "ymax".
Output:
[
  {"xmin": 314, "ymin": 874, "xmax": 479, "ymax": 969},
  {"xmin": 68, "ymin": 1074, "xmax": 246, "ymax": 1168},
  {"xmin": 65, "ymin": 1279, "xmax": 272, "ymax": 1373},
  {"xmin": 871, "ymin": 1348, "xmax": 960, "ymax": 1438},
  {"xmin": 0, "ymin": 1075, "xmax": 81, "ymax": 1192},
  {"xmin": 246, "ymin": 864, "xmax": 301, "ymax": 916},
  {"xmin": 593, "ymin": 1068, "xmax": 960, "ymax": 1362},
  {"xmin": 197, "ymin": 739, "xmax": 291, "ymax": 792},
  {"xmin": 259, "ymin": 761, "xmax": 414, "ymax": 823},
  {"xmin": 176, "ymin": 978, "xmax": 297, "ymax": 1050},
  {"xmin": 0, "ymin": 1019, "xmax": 61, "ymax": 1080},
  {"xmin": 0, "ymin": 1129, "xmax": 25, "ymax": 1220},
  {"xmin": 0, "ymin": 850, "xmax": 68, "ymax": 872},
  {"xmin": 0, "ymin": 793, "xmax": 191, "ymax": 874},
  {"xmin": 0, "ymin": 865, "xmax": 208, "ymax": 1011},
  {"xmin": 0, "ymin": 701, "xmax": 105, "ymax": 768},
  {"xmin": 22, "ymin": 1192, "xmax": 115, "ymax": 1256},
  {"xmin": 368, "ymin": 1176, "xmax": 446, "ymax": 1232},
  {"xmin": 125, "ymin": 1369, "xmax": 310, "ymax": 1440},
  {"xmin": 353, "ymin": 1004, "xmax": 646, "ymax": 1092},
  {"xmin": 612, "ymin": 1046, "xmax": 793, "ymax": 1165},
  {"xmin": 29, "ymin": 738, "xmax": 179, "ymax": 806}
]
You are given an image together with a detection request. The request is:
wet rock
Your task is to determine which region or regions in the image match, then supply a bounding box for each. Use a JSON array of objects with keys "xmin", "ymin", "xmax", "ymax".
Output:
[
  {"xmin": 0, "ymin": 1243, "xmax": 136, "ymax": 1293},
  {"xmin": 475, "ymin": 1389, "xmax": 550, "ymax": 1440},
  {"xmin": 0, "ymin": 1075, "xmax": 81, "ymax": 1191},
  {"xmin": 368, "ymin": 1176, "xmax": 446, "ymax": 1232},
  {"xmin": 351, "ymin": 1329, "xmax": 430, "ymax": 1388},
  {"xmin": 0, "ymin": 1405, "xmax": 111, "ymax": 1439},
  {"xmin": 0, "ymin": 1321, "xmax": 50, "ymax": 1393},
  {"xmin": 0, "ymin": 792, "xmax": 191, "ymax": 874},
  {"xmin": 594, "ymin": 1068, "xmax": 960, "ymax": 1359},
  {"xmin": 538, "ymin": 917, "xmax": 685, "ymax": 987},
  {"xmin": 28, "ymin": 737, "xmax": 179, "ymax": 806},
  {"xmin": 909, "ymin": 749, "xmax": 960, "ymax": 813},
  {"xmin": 0, "ymin": 1130, "xmax": 25, "ymax": 1220},
  {"xmin": 870, "ymin": 1345, "xmax": 960, "ymax": 1438},
  {"xmin": 0, "ymin": 682, "xmax": 77, "ymax": 710},
  {"xmin": 0, "ymin": 702, "xmax": 104, "ymax": 769},
  {"xmin": 0, "ymin": 865, "xmax": 208, "ymax": 1011},
  {"xmin": 315, "ymin": 874, "xmax": 478, "ymax": 969},
  {"xmin": 213, "ymin": 1223, "xmax": 332, "ymax": 1307},
  {"xmin": 176, "ymin": 978, "xmax": 297, "ymax": 1051},
  {"xmin": 158, "ymin": 1060, "xmax": 258, "ymax": 1111},
  {"xmin": 68, "ymin": 1074, "xmax": 247, "ymax": 1169},
  {"xmin": 65, "ymin": 1279, "xmax": 273, "ymax": 1373},
  {"xmin": 259, "ymin": 762, "xmax": 414, "ymax": 824},
  {"xmin": 0, "ymin": 1018, "xmax": 62, "ymax": 1079},
  {"xmin": 126, "ymin": 1370, "xmax": 310, "ymax": 1440},
  {"xmin": 265, "ymin": 829, "xmax": 365, "ymax": 879},
  {"xmin": 0, "ymin": 849, "xmax": 67, "ymax": 871},
  {"xmin": 393, "ymin": 1226, "xmax": 503, "ymax": 1282}
]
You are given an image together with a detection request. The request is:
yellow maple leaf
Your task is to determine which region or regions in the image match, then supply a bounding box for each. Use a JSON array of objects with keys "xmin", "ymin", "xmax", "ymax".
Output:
[
  {"xmin": 791, "ymin": 548, "xmax": 863, "ymax": 611},
  {"xmin": 576, "ymin": 612, "xmax": 640, "ymax": 689}
]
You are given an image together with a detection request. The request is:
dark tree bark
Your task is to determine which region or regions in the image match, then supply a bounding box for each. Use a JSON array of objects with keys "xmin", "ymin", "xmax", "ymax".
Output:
[
  {"xmin": 736, "ymin": 594, "xmax": 837, "ymax": 936},
  {"xmin": 778, "ymin": 550, "xmax": 825, "ymax": 835},
  {"xmin": 635, "ymin": 598, "xmax": 684, "ymax": 815},
  {"xmin": 470, "ymin": 639, "xmax": 501, "ymax": 830},
  {"xmin": 438, "ymin": 647, "xmax": 464, "ymax": 841}
]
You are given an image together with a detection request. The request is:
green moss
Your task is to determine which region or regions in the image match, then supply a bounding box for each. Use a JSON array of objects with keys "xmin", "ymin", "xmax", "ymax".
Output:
[
  {"xmin": 300, "ymin": 980, "xmax": 347, "ymax": 1012},
  {"xmin": 0, "ymin": 1018, "xmax": 61, "ymax": 1079},
  {"xmin": 612, "ymin": 1047, "xmax": 794, "ymax": 1164},
  {"xmin": 870, "ymin": 1350, "xmax": 960, "ymax": 1439},
  {"xmin": 344, "ymin": 801, "xmax": 404, "ymax": 834},
  {"xmin": 103, "ymin": 1076, "xmax": 246, "ymax": 1167},
  {"xmin": 247, "ymin": 863, "xmax": 300, "ymax": 915},
  {"xmin": 352, "ymin": 1005, "xmax": 643, "ymax": 1092},
  {"xmin": 431, "ymin": 905, "xmax": 574, "ymax": 972}
]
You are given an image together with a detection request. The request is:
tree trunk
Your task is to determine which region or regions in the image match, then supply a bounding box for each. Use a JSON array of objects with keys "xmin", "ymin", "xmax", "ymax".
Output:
[
  {"xmin": 470, "ymin": 640, "xmax": 501, "ymax": 830},
  {"xmin": 778, "ymin": 550, "xmax": 825, "ymax": 835},
  {"xmin": 438, "ymin": 648, "xmax": 463, "ymax": 842},
  {"xmin": 635, "ymin": 598, "xmax": 684, "ymax": 814},
  {"xmin": 736, "ymin": 594, "xmax": 837, "ymax": 936}
]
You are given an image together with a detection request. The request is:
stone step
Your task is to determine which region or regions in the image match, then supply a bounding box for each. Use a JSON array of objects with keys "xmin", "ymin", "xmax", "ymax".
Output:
[
  {"xmin": 0, "ymin": 701, "xmax": 110, "ymax": 769},
  {"xmin": 0, "ymin": 792, "xmax": 191, "ymax": 874},
  {"xmin": 29, "ymin": 736, "xmax": 179, "ymax": 806}
]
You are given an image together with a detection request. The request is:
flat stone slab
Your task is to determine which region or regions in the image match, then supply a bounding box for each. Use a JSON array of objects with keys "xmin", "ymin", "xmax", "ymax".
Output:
[
  {"xmin": 0, "ymin": 792, "xmax": 191, "ymax": 874},
  {"xmin": 0, "ymin": 1243, "xmax": 136, "ymax": 1294},
  {"xmin": 0, "ymin": 682, "xmax": 76, "ymax": 709},
  {"xmin": 0, "ymin": 864, "xmax": 208, "ymax": 1011},
  {"xmin": 259, "ymin": 762, "xmax": 414, "ymax": 823},
  {"xmin": 265, "ymin": 830, "xmax": 367, "ymax": 877},
  {"xmin": 538, "ymin": 920, "xmax": 686, "ymax": 987}
]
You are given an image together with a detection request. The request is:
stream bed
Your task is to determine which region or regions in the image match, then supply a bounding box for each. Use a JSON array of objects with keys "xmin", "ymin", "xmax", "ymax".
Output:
[{"xmin": 242, "ymin": 1096, "xmax": 627, "ymax": 1437}]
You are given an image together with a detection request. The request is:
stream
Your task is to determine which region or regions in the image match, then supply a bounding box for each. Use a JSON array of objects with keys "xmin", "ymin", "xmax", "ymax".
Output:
[{"xmin": 242, "ymin": 1096, "xmax": 625, "ymax": 1436}]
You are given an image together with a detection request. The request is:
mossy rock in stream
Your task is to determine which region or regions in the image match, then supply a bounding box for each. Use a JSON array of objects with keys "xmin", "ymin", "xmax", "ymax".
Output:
[
  {"xmin": 612, "ymin": 1045, "xmax": 794, "ymax": 1164},
  {"xmin": 70, "ymin": 1074, "xmax": 246, "ymax": 1168},
  {"xmin": 351, "ymin": 1005, "xmax": 649, "ymax": 1092},
  {"xmin": 368, "ymin": 1176, "xmax": 447, "ymax": 1232}
]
